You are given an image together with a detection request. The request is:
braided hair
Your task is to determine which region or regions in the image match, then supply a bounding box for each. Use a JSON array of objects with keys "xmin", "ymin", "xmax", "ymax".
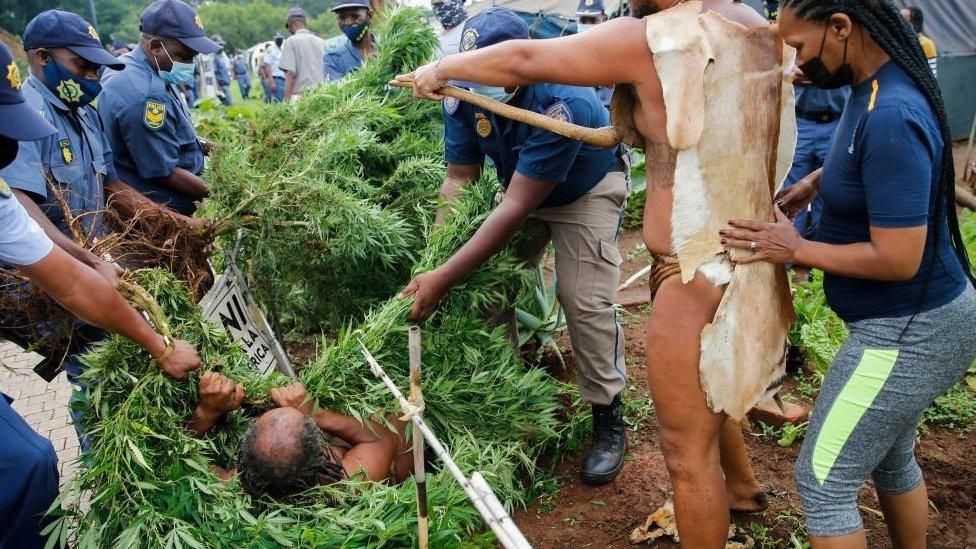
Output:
[{"xmin": 782, "ymin": 0, "xmax": 975, "ymax": 290}]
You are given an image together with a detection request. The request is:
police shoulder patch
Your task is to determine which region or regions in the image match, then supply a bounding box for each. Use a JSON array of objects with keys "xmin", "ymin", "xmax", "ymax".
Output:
[
  {"xmin": 544, "ymin": 100, "xmax": 573, "ymax": 124},
  {"xmin": 0, "ymin": 177, "xmax": 10, "ymax": 199},
  {"xmin": 443, "ymin": 96, "xmax": 459, "ymax": 115},
  {"xmin": 144, "ymin": 100, "xmax": 166, "ymax": 130}
]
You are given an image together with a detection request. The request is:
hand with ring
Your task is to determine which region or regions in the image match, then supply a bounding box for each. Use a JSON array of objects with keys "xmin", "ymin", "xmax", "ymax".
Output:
[{"xmin": 719, "ymin": 204, "xmax": 805, "ymax": 265}]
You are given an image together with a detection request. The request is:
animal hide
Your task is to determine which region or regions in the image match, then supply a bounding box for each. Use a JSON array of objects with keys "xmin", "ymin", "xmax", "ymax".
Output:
[{"xmin": 642, "ymin": 2, "xmax": 797, "ymax": 419}]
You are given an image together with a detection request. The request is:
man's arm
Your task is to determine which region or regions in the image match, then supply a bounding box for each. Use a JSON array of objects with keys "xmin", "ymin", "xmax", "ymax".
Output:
[
  {"xmin": 435, "ymin": 162, "xmax": 481, "ymax": 224},
  {"xmin": 148, "ymin": 167, "xmax": 209, "ymax": 200},
  {"xmin": 283, "ymin": 71, "xmax": 296, "ymax": 100},
  {"xmin": 13, "ymin": 189, "xmax": 121, "ymax": 286},
  {"xmin": 16, "ymin": 246, "xmax": 201, "ymax": 379},
  {"xmin": 402, "ymin": 173, "xmax": 555, "ymax": 321},
  {"xmin": 396, "ymin": 17, "xmax": 652, "ymax": 92},
  {"xmin": 190, "ymin": 372, "xmax": 245, "ymax": 438}
]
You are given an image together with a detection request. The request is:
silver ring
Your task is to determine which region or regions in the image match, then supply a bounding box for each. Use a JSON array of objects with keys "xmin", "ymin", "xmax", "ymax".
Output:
[{"xmin": 749, "ymin": 241, "xmax": 757, "ymax": 252}]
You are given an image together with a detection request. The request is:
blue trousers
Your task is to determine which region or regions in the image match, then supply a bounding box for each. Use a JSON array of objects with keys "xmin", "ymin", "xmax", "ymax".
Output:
[
  {"xmin": 219, "ymin": 83, "xmax": 234, "ymax": 106},
  {"xmin": 236, "ymin": 76, "xmax": 251, "ymax": 98},
  {"xmin": 0, "ymin": 394, "xmax": 59, "ymax": 549},
  {"xmin": 782, "ymin": 116, "xmax": 839, "ymax": 238},
  {"xmin": 263, "ymin": 76, "xmax": 285, "ymax": 103}
]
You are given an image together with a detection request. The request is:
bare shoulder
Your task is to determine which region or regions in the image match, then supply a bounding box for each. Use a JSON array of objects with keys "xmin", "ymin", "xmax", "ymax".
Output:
[{"xmin": 703, "ymin": 0, "xmax": 769, "ymax": 29}]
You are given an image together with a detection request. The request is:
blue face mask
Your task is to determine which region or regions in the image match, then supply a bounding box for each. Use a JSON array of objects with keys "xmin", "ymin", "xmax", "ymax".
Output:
[
  {"xmin": 577, "ymin": 23, "xmax": 596, "ymax": 33},
  {"xmin": 42, "ymin": 59, "xmax": 101, "ymax": 107},
  {"xmin": 155, "ymin": 42, "xmax": 195, "ymax": 85},
  {"xmin": 472, "ymin": 84, "xmax": 518, "ymax": 104},
  {"xmin": 341, "ymin": 21, "xmax": 370, "ymax": 43}
]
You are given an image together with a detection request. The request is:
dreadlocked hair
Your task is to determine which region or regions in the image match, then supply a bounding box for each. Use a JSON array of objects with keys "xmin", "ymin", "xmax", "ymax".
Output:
[
  {"xmin": 237, "ymin": 417, "xmax": 346, "ymax": 499},
  {"xmin": 782, "ymin": 0, "xmax": 975, "ymax": 291}
]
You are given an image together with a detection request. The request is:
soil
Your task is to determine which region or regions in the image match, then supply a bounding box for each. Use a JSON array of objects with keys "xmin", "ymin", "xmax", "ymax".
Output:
[{"xmin": 512, "ymin": 228, "xmax": 976, "ymax": 548}]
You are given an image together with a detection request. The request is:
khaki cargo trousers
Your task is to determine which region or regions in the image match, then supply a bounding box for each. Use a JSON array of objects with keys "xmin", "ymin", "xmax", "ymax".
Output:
[{"xmin": 506, "ymin": 166, "xmax": 630, "ymax": 405}]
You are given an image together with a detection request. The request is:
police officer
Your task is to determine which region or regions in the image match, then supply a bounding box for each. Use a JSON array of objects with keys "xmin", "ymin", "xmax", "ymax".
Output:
[
  {"xmin": 233, "ymin": 48, "xmax": 251, "ymax": 98},
  {"xmin": 575, "ymin": 0, "xmax": 612, "ymax": 109},
  {"xmin": 400, "ymin": 8, "xmax": 630, "ymax": 485},
  {"xmin": 260, "ymin": 32, "xmax": 285, "ymax": 102},
  {"xmin": 98, "ymin": 0, "xmax": 220, "ymax": 217},
  {"xmin": 1, "ymin": 10, "xmax": 209, "ymax": 448},
  {"xmin": 780, "ymin": 75, "xmax": 850, "ymax": 241},
  {"xmin": 324, "ymin": 0, "xmax": 376, "ymax": 82},
  {"xmin": 0, "ymin": 42, "xmax": 200, "ymax": 548},
  {"xmin": 212, "ymin": 34, "xmax": 233, "ymax": 105}
]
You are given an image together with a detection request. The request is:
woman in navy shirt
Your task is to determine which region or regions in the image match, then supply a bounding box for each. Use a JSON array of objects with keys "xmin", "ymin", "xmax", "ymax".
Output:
[{"xmin": 721, "ymin": 0, "xmax": 976, "ymax": 546}]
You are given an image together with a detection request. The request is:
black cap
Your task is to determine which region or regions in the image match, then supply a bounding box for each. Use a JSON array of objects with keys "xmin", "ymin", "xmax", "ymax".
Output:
[
  {"xmin": 286, "ymin": 7, "xmax": 307, "ymax": 20},
  {"xmin": 140, "ymin": 0, "xmax": 221, "ymax": 54},
  {"xmin": 454, "ymin": 8, "xmax": 528, "ymax": 87},
  {"xmin": 0, "ymin": 43, "xmax": 57, "ymax": 140},
  {"xmin": 332, "ymin": 0, "xmax": 370, "ymax": 12},
  {"xmin": 24, "ymin": 10, "xmax": 124, "ymax": 70}
]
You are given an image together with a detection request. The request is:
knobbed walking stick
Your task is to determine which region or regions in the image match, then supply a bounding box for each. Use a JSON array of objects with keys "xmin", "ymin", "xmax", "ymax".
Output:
[{"xmin": 389, "ymin": 81, "xmax": 626, "ymax": 148}]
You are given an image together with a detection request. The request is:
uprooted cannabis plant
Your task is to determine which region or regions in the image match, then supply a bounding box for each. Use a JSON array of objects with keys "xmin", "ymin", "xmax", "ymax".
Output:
[
  {"xmin": 52, "ymin": 179, "xmax": 588, "ymax": 547},
  {"xmin": 203, "ymin": 7, "xmax": 446, "ymax": 333}
]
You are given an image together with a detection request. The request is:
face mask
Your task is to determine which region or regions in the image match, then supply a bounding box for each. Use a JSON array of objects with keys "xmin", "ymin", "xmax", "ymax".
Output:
[
  {"xmin": 432, "ymin": 0, "xmax": 467, "ymax": 29},
  {"xmin": 0, "ymin": 135, "xmax": 17, "ymax": 171},
  {"xmin": 42, "ymin": 59, "xmax": 101, "ymax": 107},
  {"xmin": 799, "ymin": 21, "xmax": 853, "ymax": 89},
  {"xmin": 577, "ymin": 23, "xmax": 596, "ymax": 33},
  {"xmin": 154, "ymin": 42, "xmax": 195, "ymax": 85},
  {"xmin": 342, "ymin": 21, "xmax": 370, "ymax": 43},
  {"xmin": 472, "ymin": 84, "xmax": 517, "ymax": 104}
]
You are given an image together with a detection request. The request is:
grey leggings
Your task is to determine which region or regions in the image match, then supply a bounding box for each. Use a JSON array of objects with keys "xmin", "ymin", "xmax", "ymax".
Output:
[{"xmin": 794, "ymin": 284, "xmax": 976, "ymax": 537}]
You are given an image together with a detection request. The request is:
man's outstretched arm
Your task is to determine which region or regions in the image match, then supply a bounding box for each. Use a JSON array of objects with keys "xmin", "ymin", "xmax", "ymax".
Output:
[
  {"xmin": 396, "ymin": 17, "xmax": 652, "ymax": 95},
  {"xmin": 17, "ymin": 246, "xmax": 201, "ymax": 379}
]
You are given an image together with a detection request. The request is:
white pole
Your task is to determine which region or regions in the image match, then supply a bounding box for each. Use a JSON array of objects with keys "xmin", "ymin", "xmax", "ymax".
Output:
[{"xmin": 360, "ymin": 343, "xmax": 532, "ymax": 549}]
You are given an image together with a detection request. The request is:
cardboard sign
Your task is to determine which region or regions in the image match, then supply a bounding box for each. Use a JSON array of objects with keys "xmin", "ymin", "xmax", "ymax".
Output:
[{"xmin": 200, "ymin": 271, "xmax": 286, "ymax": 376}]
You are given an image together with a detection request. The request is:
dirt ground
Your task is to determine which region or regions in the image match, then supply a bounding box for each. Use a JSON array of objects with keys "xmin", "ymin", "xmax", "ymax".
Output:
[{"xmin": 512, "ymin": 229, "xmax": 976, "ymax": 548}]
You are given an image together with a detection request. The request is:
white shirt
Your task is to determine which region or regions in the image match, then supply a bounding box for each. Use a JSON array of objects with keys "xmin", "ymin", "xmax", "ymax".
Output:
[{"xmin": 0, "ymin": 180, "xmax": 54, "ymax": 266}]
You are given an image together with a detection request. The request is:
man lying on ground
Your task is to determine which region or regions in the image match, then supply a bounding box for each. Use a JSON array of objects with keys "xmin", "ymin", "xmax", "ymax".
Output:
[{"xmin": 189, "ymin": 372, "xmax": 413, "ymax": 497}]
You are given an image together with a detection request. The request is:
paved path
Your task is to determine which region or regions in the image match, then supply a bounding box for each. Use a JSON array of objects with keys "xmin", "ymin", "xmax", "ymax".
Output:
[{"xmin": 0, "ymin": 340, "xmax": 80, "ymax": 486}]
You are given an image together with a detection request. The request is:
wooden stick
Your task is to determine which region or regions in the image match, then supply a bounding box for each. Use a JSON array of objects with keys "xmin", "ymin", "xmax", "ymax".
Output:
[
  {"xmin": 389, "ymin": 80, "xmax": 625, "ymax": 148},
  {"xmin": 956, "ymin": 184, "xmax": 976, "ymax": 211},
  {"xmin": 408, "ymin": 326, "xmax": 428, "ymax": 549},
  {"xmin": 360, "ymin": 343, "xmax": 532, "ymax": 549}
]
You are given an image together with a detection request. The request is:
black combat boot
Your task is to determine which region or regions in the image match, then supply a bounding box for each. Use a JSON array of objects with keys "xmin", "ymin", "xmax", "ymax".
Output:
[{"xmin": 580, "ymin": 393, "xmax": 627, "ymax": 485}]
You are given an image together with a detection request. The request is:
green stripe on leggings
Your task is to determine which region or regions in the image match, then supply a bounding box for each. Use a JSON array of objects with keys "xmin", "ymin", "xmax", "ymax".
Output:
[{"xmin": 812, "ymin": 349, "xmax": 899, "ymax": 484}]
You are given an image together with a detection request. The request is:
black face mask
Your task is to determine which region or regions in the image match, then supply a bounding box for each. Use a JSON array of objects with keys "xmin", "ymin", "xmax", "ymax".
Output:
[
  {"xmin": 0, "ymin": 135, "xmax": 17, "ymax": 171},
  {"xmin": 799, "ymin": 20, "xmax": 853, "ymax": 89}
]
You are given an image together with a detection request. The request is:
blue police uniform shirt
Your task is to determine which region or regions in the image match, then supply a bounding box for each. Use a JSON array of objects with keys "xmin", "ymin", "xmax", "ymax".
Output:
[
  {"xmin": 233, "ymin": 56, "xmax": 249, "ymax": 77},
  {"xmin": 0, "ymin": 180, "xmax": 54, "ymax": 266},
  {"xmin": 324, "ymin": 39, "xmax": 364, "ymax": 81},
  {"xmin": 0, "ymin": 75, "xmax": 116, "ymax": 237},
  {"xmin": 214, "ymin": 53, "xmax": 231, "ymax": 86},
  {"xmin": 444, "ymin": 83, "xmax": 617, "ymax": 209},
  {"xmin": 795, "ymin": 83, "xmax": 850, "ymax": 116},
  {"xmin": 99, "ymin": 46, "xmax": 204, "ymax": 215},
  {"xmin": 816, "ymin": 61, "xmax": 966, "ymax": 321}
]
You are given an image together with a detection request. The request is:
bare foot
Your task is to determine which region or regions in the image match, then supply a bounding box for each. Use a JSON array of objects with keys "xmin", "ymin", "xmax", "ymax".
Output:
[{"xmin": 727, "ymin": 484, "xmax": 768, "ymax": 515}]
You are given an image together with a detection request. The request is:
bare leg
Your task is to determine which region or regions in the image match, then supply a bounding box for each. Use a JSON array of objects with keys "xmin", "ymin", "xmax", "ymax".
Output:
[
  {"xmin": 720, "ymin": 417, "xmax": 766, "ymax": 513},
  {"xmin": 877, "ymin": 483, "xmax": 928, "ymax": 549},
  {"xmin": 646, "ymin": 273, "xmax": 731, "ymax": 548},
  {"xmin": 810, "ymin": 532, "xmax": 868, "ymax": 549}
]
